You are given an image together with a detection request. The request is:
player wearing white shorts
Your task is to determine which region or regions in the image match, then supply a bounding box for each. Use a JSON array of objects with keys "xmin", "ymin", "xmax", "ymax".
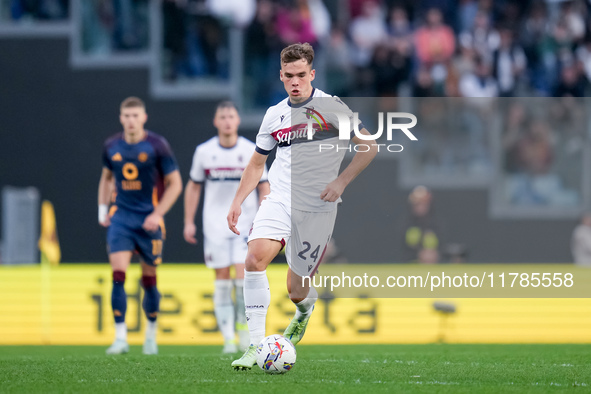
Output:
[
  {"xmin": 184, "ymin": 101, "xmax": 269, "ymax": 354},
  {"xmin": 227, "ymin": 43, "xmax": 378, "ymax": 369}
]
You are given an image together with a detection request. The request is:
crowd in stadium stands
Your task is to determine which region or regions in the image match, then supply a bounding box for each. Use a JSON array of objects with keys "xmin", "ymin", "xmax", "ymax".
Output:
[
  {"xmin": 161, "ymin": 0, "xmax": 258, "ymax": 80},
  {"xmin": 2, "ymin": 0, "xmax": 588, "ymax": 209},
  {"xmin": 240, "ymin": 0, "xmax": 591, "ymax": 105},
  {"xmin": 8, "ymin": 0, "xmax": 591, "ymax": 103},
  {"xmin": 0, "ymin": 0, "xmax": 68, "ymax": 20},
  {"xmin": 71, "ymin": 0, "xmax": 591, "ymax": 104},
  {"xmin": 80, "ymin": 0, "xmax": 149, "ymax": 55}
]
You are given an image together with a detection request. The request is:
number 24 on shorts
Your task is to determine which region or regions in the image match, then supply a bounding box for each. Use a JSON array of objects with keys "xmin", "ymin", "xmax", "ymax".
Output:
[{"xmin": 298, "ymin": 242, "xmax": 320, "ymax": 262}]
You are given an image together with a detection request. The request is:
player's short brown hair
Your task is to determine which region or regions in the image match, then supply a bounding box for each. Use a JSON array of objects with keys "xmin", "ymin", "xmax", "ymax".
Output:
[
  {"xmin": 120, "ymin": 96, "xmax": 145, "ymax": 110},
  {"xmin": 216, "ymin": 100, "xmax": 237, "ymax": 112},
  {"xmin": 280, "ymin": 43, "xmax": 314, "ymax": 66}
]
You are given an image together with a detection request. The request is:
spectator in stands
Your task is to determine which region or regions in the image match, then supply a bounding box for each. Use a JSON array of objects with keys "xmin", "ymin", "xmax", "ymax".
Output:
[
  {"xmin": 205, "ymin": 0, "xmax": 256, "ymax": 28},
  {"xmin": 415, "ymin": 7, "xmax": 455, "ymax": 68},
  {"xmin": 7, "ymin": 0, "xmax": 68, "ymax": 21},
  {"xmin": 112, "ymin": 0, "xmax": 148, "ymax": 50},
  {"xmin": 520, "ymin": 1, "xmax": 552, "ymax": 94},
  {"xmin": 370, "ymin": 44, "xmax": 399, "ymax": 96},
  {"xmin": 307, "ymin": 0, "xmax": 331, "ymax": 43},
  {"xmin": 503, "ymin": 103, "xmax": 581, "ymax": 207},
  {"xmin": 186, "ymin": 0, "xmax": 228, "ymax": 79},
  {"xmin": 452, "ymin": 32, "xmax": 476, "ymax": 73},
  {"xmin": 402, "ymin": 186, "xmax": 440, "ymax": 264},
  {"xmin": 245, "ymin": 0, "xmax": 280, "ymax": 106},
  {"xmin": 447, "ymin": 33, "xmax": 476, "ymax": 96},
  {"xmin": 325, "ymin": 26, "xmax": 354, "ymax": 97},
  {"xmin": 348, "ymin": 0, "xmax": 387, "ymax": 94},
  {"xmin": 162, "ymin": 0, "xmax": 187, "ymax": 80},
  {"xmin": 349, "ymin": 0, "xmax": 386, "ymax": 68},
  {"xmin": 459, "ymin": 56, "xmax": 499, "ymax": 98},
  {"xmin": 383, "ymin": 6, "xmax": 412, "ymax": 94},
  {"xmin": 458, "ymin": 0, "xmax": 479, "ymax": 33},
  {"xmin": 576, "ymin": 37, "xmax": 591, "ymax": 94},
  {"xmin": 502, "ymin": 102, "xmax": 530, "ymax": 173},
  {"xmin": 492, "ymin": 27, "xmax": 527, "ymax": 97},
  {"xmin": 571, "ymin": 213, "xmax": 591, "ymax": 266},
  {"xmin": 554, "ymin": 62, "xmax": 585, "ymax": 97},
  {"xmin": 387, "ymin": 6, "xmax": 412, "ymax": 56},
  {"xmin": 559, "ymin": 0, "xmax": 586, "ymax": 44},
  {"xmin": 515, "ymin": 119, "xmax": 554, "ymax": 176},
  {"xmin": 458, "ymin": 9, "xmax": 498, "ymax": 63},
  {"xmin": 79, "ymin": 0, "xmax": 148, "ymax": 55},
  {"xmin": 80, "ymin": 0, "xmax": 112, "ymax": 55},
  {"xmin": 507, "ymin": 118, "xmax": 559, "ymax": 205},
  {"xmin": 275, "ymin": 0, "xmax": 317, "ymax": 47},
  {"xmin": 531, "ymin": 19, "xmax": 574, "ymax": 94},
  {"xmin": 412, "ymin": 65, "xmax": 438, "ymax": 97}
]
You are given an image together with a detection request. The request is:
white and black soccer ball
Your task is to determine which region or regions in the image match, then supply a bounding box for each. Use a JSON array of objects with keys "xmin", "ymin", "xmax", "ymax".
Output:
[{"xmin": 256, "ymin": 334, "xmax": 297, "ymax": 374}]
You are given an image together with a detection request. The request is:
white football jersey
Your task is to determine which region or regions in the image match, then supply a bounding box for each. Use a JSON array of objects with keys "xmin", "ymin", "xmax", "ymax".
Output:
[
  {"xmin": 190, "ymin": 136, "xmax": 268, "ymax": 238},
  {"xmin": 255, "ymin": 88, "xmax": 361, "ymax": 212}
]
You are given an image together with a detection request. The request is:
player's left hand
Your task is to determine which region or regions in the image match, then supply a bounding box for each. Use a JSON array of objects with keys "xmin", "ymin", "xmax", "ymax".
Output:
[
  {"xmin": 320, "ymin": 179, "xmax": 346, "ymax": 202},
  {"xmin": 143, "ymin": 212, "xmax": 162, "ymax": 233},
  {"xmin": 227, "ymin": 203, "xmax": 242, "ymax": 235}
]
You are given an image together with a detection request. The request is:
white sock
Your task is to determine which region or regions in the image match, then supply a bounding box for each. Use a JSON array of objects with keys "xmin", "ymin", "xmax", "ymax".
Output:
[
  {"xmin": 294, "ymin": 286, "xmax": 318, "ymax": 320},
  {"xmin": 214, "ymin": 279, "xmax": 235, "ymax": 342},
  {"xmin": 244, "ymin": 270, "xmax": 270, "ymax": 346},
  {"xmin": 145, "ymin": 320, "xmax": 157, "ymax": 341},
  {"xmin": 115, "ymin": 322, "xmax": 127, "ymax": 342},
  {"xmin": 234, "ymin": 278, "xmax": 247, "ymax": 326}
]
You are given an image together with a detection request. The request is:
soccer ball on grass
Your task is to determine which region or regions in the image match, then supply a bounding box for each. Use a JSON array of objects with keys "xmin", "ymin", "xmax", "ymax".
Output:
[{"xmin": 256, "ymin": 334, "xmax": 296, "ymax": 374}]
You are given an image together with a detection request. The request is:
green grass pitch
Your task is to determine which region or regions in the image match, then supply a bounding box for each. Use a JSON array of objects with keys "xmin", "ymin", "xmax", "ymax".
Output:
[{"xmin": 0, "ymin": 345, "xmax": 589, "ymax": 393}]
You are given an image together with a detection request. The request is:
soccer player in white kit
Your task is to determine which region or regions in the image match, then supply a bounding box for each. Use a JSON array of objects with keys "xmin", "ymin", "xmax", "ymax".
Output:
[
  {"xmin": 227, "ymin": 43, "xmax": 378, "ymax": 369},
  {"xmin": 184, "ymin": 101, "xmax": 269, "ymax": 353}
]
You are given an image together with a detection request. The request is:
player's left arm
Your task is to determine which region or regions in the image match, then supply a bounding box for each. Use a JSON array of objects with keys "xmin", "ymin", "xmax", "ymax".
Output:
[
  {"xmin": 320, "ymin": 128, "xmax": 378, "ymax": 202},
  {"xmin": 143, "ymin": 170, "xmax": 183, "ymax": 232}
]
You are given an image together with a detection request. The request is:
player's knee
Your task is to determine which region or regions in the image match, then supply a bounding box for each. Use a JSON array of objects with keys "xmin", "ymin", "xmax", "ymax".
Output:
[
  {"xmin": 244, "ymin": 252, "xmax": 268, "ymax": 271},
  {"xmin": 113, "ymin": 270, "xmax": 126, "ymax": 283},
  {"xmin": 141, "ymin": 262, "xmax": 157, "ymax": 277},
  {"xmin": 214, "ymin": 267, "xmax": 231, "ymax": 280},
  {"xmin": 234, "ymin": 263, "xmax": 245, "ymax": 279},
  {"xmin": 141, "ymin": 275, "xmax": 157, "ymax": 289}
]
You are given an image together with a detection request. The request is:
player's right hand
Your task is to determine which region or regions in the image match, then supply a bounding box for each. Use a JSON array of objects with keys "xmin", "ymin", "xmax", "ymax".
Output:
[
  {"xmin": 99, "ymin": 216, "xmax": 111, "ymax": 227},
  {"xmin": 184, "ymin": 223, "xmax": 198, "ymax": 244},
  {"xmin": 227, "ymin": 203, "xmax": 242, "ymax": 235}
]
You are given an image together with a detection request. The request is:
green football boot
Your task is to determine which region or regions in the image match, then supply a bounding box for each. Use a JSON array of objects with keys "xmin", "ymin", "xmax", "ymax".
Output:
[
  {"xmin": 283, "ymin": 307, "xmax": 314, "ymax": 346},
  {"xmin": 231, "ymin": 345, "xmax": 257, "ymax": 370}
]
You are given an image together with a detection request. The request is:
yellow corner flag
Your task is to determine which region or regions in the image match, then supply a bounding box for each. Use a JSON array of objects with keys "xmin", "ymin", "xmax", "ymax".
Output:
[{"xmin": 39, "ymin": 200, "xmax": 61, "ymax": 266}]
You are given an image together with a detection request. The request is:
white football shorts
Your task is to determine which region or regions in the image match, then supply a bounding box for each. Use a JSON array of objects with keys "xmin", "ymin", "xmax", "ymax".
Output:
[
  {"xmin": 248, "ymin": 198, "xmax": 337, "ymax": 277},
  {"xmin": 204, "ymin": 235, "xmax": 249, "ymax": 269}
]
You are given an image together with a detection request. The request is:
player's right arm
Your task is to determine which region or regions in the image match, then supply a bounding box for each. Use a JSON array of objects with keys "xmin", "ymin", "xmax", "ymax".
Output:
[
  {"xmin": 98, "ymin": 167, "xmax": 114, "ymax": 227},
  {"xmin": 183, "ymin": 180, "xmax": 202, "ymax": 244},
  {"xmin": 227, "ymin": 151, "xmax": 267, "ymax": 235}
]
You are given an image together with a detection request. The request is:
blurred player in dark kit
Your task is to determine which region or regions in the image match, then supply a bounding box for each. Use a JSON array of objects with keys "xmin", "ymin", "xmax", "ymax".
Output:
[{"xmin": 98, "ymin": 97, "xmax": 182, "ymax": 355}]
